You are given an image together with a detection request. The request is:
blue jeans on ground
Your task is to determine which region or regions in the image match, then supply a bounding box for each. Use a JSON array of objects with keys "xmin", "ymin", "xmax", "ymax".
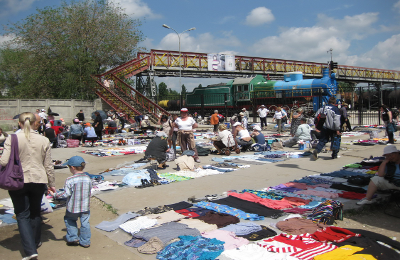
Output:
[
  {"xmin": 316, "ymin": 127, "xmax": 341, "ymax": 157},
  {"xmin": 9, "ymin": 183, "xmax": 47, "ymax": 257},
  {"xmin": 64, "ymin": 211, "xmax": 91, "ymax": 246}
]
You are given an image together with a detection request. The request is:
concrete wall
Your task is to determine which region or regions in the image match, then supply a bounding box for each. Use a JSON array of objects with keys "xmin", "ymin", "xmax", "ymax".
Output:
[{"xmin": 0, "ymin": 99, "xmax": 103, "ymax": 131}]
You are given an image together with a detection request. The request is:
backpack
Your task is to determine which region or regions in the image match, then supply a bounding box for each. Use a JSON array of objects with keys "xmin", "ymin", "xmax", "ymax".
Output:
[
  {"xmin": 195, "ymin": 145, "xmax": 211, "ymax": 156},
  {"xmin": 314, "ymin": 107, "xmax": 326, "ymax": 130}
]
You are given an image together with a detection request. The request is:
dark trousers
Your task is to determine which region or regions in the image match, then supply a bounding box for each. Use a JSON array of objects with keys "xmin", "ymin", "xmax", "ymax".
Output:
[
  {"xmin": 172, "ymin": 131, "xmax": 178, "ymax": 155},
  {"xmin": 9, "ymin": 183, "xmax": 46, "ymax": 257},
  {"xmin": 341, "ymin": 117, "xmax": 352, "ymax": 132},
  {"xmin": 213, "ymin": 124, "xmax": 218, "ymax": 132},
  {"xmin": 260, "ymin": 117, "xmax": 267, "ymax": 128},
  {"xmin": 385, "ymin": 121, "xmax": 394, "ymax": 144},
  {"xmin": 316, "ymin": 128, "xmax": 341, "ymax": 157},
  {"xmin": 95, "ymin": 129, "xmax": 102, "ymax": 140}
]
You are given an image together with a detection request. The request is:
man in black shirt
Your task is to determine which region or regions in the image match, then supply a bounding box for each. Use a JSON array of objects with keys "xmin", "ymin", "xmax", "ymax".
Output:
[{"xmin": 76, "ymin": 110, "xmax": 85, "ymax": 122}]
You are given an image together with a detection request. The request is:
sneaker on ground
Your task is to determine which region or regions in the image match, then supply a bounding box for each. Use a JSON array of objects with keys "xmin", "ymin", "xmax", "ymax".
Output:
[
  {"xmin": 356, "ymin": 198, "xmax": 376, "ymax": 205},
  {"xmin": 195, "ymin": 158, "xmax": 201, "ymax": 163},
  {"xmin": 22, "ymin": 254, "xmax": 38, "ymax": 260}
]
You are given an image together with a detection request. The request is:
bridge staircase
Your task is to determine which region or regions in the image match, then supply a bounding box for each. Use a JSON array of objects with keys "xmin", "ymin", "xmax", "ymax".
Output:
[{"xmin": 93, "ymin": 53, "xmax": 170, "ymax": 124}]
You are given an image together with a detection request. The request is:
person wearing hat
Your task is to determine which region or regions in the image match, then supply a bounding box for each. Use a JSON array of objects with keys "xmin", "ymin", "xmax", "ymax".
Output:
[
  {"xmin": 242, "ymin": 108, "xmax": 249, "ymax": 120},
  {"xmin": 340, "ymin": 102, "xmax": 351, "ymax": 132},
  {"xmin": 357, "ymin": 145, "xmax": 400, "ymax": 205},
  {"xmin": 172, "ymin": 108, "xmax": 200, "ymax": 162},
  {"xmin": 54, "ymin": 156, "xmax": 92, "ymax": 248},
  {"xmin": 145, "ymin": 131, "xmax": 170, "ymax": 169},
  {"xmin": 83, "ymin": 122, "xmax": 97, "ymax": 146},
  {"xmin": 290, "ymin": 108, "xmax": 304, "ymax": 137},
  {"xmin": 257, "ymin": 105, "xmax": 269, "ymax": 129},
  {"xmin": 69, "ymin": 118, "xmax": 84, "ymax": 144},
  {"xmin": 251, "ymin": 125, "xmax": 266, "ymax": 145},
  {"xmin": 141, "ymin": 115, "xmax": 156, "ymax": 131},
  {"xmin": 233, "ymin": 122, "xmax": 252, "ymax": 151},
  {"xmin": 239, "ymin": 112, "xmax": 248, "ymax": 130},
  {"xmin": 210, "ymin": 110, "xmax": 220, "ymax": 133}
]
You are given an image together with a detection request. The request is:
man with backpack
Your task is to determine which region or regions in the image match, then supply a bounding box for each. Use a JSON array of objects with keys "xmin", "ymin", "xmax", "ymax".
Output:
[{"xmin": 312, "ymin": 97, "xmax": 341, "ymax": 160}]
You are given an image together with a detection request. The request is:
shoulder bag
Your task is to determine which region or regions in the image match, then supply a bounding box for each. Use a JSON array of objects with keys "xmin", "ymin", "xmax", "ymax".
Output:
[{"xmin": 0, "ymin": 134, "xmax": 24, "ymax": 190}]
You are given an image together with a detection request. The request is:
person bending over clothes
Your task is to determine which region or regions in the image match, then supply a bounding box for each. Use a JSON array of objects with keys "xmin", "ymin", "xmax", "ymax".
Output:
[
  {"xmin": 83, "ymin": 123, "xmax": 98, "ymax": 146},
  {"xmin": 69, "ymin": 119, "xmax": 84, "ymax": 144},
  {"xmin": 141, "ymin": 116, "xmax": 156, "ymax": 131},
  {"xmin": 250, "ymin": 125, "xmax": 265, "ymax": 145},
  {"xmin": 144, "ymin": 131, "xmax": 170, "ymax": 169},
  {"xmin": 44, "ymin": 123, "xmax": 58, "ymax": 148},
  {"xmin": 283, "ymin": 118, "xmax": 311, "ymax": 147},
  {"xmin": 213, "ymin": 124, "xmax": 235, "ymax": 155},
  {"xmin": 357, "ymin": 145, "xmax": 400, "ymax": 205},
  {"xmin": 233, "ymin": 122, "xmax": 252, "ymax": 151}
]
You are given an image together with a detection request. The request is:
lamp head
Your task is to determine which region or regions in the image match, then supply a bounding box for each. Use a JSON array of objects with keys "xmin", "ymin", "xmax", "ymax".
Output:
[
  {"xmin": 162, "ymin": 24, "xmax": 170, "ymax": 29},
  {"xmin": 188, "ymin": 27, "xmax": 196, "ymax": 31}
]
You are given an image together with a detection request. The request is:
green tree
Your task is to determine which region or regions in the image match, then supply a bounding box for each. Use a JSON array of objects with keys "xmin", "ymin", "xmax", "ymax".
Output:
[
  {"xmin": 158, "ymin": 82, "xmax": 168, "ymax": 97},
  {"xmin": 1, "ymin": 0, "xmax": 144, "ymax": 99},
  {"xmin": 181, "ymin": 84, "xmax": 187, "ymax": 96},
  {"xmin": 198, "ymin": 84, "xmax": 203, "ymax": 88}
]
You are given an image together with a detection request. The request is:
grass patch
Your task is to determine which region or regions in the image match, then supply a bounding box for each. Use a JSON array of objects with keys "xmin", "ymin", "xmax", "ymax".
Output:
[{"xmin": 104, "ymin": 203, "xmax": 118, "ymax": 215}]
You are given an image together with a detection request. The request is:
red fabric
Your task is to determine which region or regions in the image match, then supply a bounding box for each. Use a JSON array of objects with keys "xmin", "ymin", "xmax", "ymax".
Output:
[
  {"xmin": 51, "ymin": 126, "xmax": 64, "ymax": 135},
  {"xmin": 283, "ymin": 208, "xmax": 312, "ymax": 214},
  {"xmin": 338, "ymin": 191, "xmax": 366, "ymax": 200},
  {"xmin": 228, "ymin": 192, "xmax": 294, "ymax": 210},
  {"xmin": 311, "ymin": 227, "xmax": 360, "ymax": 243},
  {"xmin": 282, "ymin": 197, "xmax": 310, "ymax": 206}
]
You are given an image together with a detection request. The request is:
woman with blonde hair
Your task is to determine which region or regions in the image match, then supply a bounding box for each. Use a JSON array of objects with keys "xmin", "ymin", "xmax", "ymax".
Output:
[
  {"xmin": 213, "ymin": 124, "xmax": 235, "ymax": 155},
  {"xmin": 0, "ymin": 112, "xmax": 55, "ymax": 260}
]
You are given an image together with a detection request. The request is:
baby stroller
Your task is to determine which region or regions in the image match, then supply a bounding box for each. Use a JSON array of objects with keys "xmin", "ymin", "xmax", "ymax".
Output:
[{"xmin": 221, "ymin": 135, "xmax": 241, "ymax": 156}]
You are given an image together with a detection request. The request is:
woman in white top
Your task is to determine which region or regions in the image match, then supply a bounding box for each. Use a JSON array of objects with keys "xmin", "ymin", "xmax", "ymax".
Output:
[
  {"xmin": 233, "ymin": 122, "xmax": 252, "ymax": 151},
  {"xmin": 172, "ymin": 108, "xmax": 200, "ymax": 162},
  {"xmin": 273, "ymin": 107, "xmax": 286, "ymax": 133},
  {"xmin": 213, "ymin": 124, "xmax": 235, "ymax": 154}
]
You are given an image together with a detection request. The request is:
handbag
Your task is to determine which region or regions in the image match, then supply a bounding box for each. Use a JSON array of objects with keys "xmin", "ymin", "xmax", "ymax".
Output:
[
  {"xmin": 314, "ymin": 107, "xmax": 326, "ymax": 131},
  {"xmin": 0, "ymin": 134, "xmax": 24, "ymax": 190}
]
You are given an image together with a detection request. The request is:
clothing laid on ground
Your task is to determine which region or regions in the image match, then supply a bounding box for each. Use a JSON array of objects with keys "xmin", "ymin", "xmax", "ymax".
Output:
[
  {"xmin": 275, "ymin": 217, "xmax": 329, "ymax": 235},
  {"xmin": 95, "ymin": 212, "xmax": 139, "ymax": 231},
  {"xmin": 195, "ymin": 211, "xmax": 240, "ymax": 228}
]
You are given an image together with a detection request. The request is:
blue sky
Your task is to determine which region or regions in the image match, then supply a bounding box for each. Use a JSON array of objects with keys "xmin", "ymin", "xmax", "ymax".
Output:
[{"xmin": 1, "ymin": 0, "xmax": 400, "ymax": 92}]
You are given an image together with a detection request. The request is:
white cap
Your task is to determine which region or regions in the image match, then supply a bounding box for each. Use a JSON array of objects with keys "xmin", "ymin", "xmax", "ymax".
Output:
[
  {"xmin": 156, "ymin": 131, "xmax": 168, "ymax": 137},
  {"xmin": 144, "ymin": 116, "xmax": 149, "ymax": 120},
  {"xmin": 41, "ymin": 109, "xmax": 45, "ymax": 112},
  {"xmin": 253, "ymin": 125, "xmax": 261, "ymax": 131},
  {"xmin": 383, "ymin": 145, "xmax": 399, "ymax": 155},
  {"xmin": 233, "ymin": 122, "xmax": 241, "ymax": 127}
]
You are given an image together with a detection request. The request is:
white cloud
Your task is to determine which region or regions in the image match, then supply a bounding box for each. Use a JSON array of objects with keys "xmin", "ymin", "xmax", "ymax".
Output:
[
  {"xmin": 245, "ymin": 7, "xmax": 275, "ymax": 26},
  {"xmin": 347, "ymin": 34, "xmax": 400, "ymax": 70},
  {"xmin": 112, "ymin": 0, "xmax": 162, "ymax": 19},
  {"xmin": 317, "ymin": 12, "xmax": 379, "ymax": 40},
  {"xmin": 250, "ymin": 12, "xmax": 385, "ymax": 65},
  {"xmin": 0, "ymin": 0, "xmax": 36, "ymax": 17},
  {"xmin": 395, "ymin": 0, "xmax": 400, "ymax": 14},
  {"xmin": 158, "ymin": 31, "xmax": 241, "ymax": 53}
]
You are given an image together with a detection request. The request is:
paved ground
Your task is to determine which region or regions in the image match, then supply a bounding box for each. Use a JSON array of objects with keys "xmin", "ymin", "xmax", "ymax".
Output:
[{"xmin": 1, "ymin": 126, "xmax": 399, "ymax": 260}]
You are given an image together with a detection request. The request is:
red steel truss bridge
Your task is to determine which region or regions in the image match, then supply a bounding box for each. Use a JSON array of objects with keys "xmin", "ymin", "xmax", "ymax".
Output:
[{"xmin": 93, "ymin": 49, "xmax": 400, "ymax": 121}]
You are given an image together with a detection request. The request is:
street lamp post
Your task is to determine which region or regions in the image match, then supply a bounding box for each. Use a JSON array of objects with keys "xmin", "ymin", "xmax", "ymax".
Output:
[{"xmin": 162, "ymin": 24, "xmax": 196, "ymax": 90}]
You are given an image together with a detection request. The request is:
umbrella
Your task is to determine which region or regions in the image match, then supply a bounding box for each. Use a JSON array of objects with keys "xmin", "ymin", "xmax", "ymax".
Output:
[
  {"xmin": 91, "ymin": 110, "xmax": 107, "ymax": 120},
  {"xmin": 48, "ymin": 112, "xmax": 59, "ymax": 116},
  {"xmin": 13, "ymin": 114, "xmax": 20, "ymax": 119}
]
